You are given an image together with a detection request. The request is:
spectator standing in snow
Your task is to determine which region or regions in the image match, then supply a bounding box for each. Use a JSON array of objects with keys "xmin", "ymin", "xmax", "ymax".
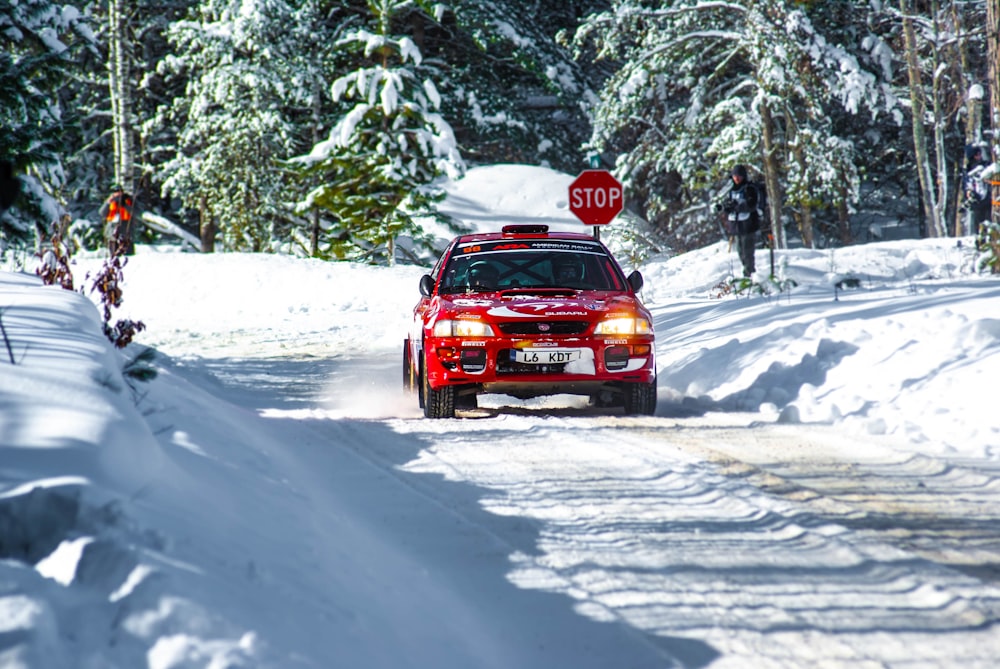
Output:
[
  {"xmin": 717, "ymin": 164, "xmax": 761, "ymax": 278},
  {"xmin": 962, "ymin": 144, "xmax": 991, "ymax": 241},
  {"xmin": 100, "ymin": 183, "xmax": 135, "ymax": 255}
]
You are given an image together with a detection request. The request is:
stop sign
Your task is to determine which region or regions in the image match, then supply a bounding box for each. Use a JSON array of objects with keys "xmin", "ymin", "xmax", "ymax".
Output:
[{"xmin": 568, "ymin": 170, "xmax": 623, "ymax": 226}]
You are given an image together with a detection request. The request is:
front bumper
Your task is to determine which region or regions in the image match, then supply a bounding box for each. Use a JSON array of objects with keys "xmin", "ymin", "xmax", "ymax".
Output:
[{"xmin": 423, "ymin": 334, "xmax": 656, "ymax": 395}]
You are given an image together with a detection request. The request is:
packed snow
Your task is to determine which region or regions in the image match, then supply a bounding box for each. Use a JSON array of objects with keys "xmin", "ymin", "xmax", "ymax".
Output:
[{"xmin": 1, "ymin": 164, "xmax": 998, "ymax": 667}]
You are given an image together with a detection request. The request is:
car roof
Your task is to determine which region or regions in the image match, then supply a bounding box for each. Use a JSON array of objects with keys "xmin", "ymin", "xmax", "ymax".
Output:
[{"xmin": 455, "ymin": 224, "xmax": 599, "ymax": 245}]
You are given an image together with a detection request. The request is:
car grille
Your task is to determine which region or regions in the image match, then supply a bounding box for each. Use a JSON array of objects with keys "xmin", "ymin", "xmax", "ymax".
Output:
[{"xmin": 496, "ymin": 321, "xmax": 589, "ymax": 336}]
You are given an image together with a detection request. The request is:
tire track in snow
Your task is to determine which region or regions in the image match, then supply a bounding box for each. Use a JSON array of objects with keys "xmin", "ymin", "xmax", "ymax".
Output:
[{"xmin": 390, "ymin": 413, "xmax": 1000, "ymax": 668}]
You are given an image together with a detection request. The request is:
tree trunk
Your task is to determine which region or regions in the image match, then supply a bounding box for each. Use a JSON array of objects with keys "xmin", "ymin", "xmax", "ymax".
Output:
[
  {"xmin": 199, "ymin": 193, "xmax": 215, "ymax": 253},
  {"xmin": 108, "ymin": 0, "xmax": 133, "ymax": 194},
  {"xmin": 837, "ymin": 180, "xmax": 853, "ymax": 245},
  {"xmin": 901, "ymin": 1, "xmax": 945, "ymax": 238},
  {"xmin": 956, "ymin": 1, "xmax": 983, "ymax": 236},
  {"xmin": 310, "ymin": 81, "xmax": 322, "ymax": 257},
  {"xmin": 310, "ymin": 212, "xmax": 320, "ymax": 257},
  {"xmin": 792, "ymin": 141, "xmax": 813, "ymax": 249},
  {"xmin": 989, "ymin": 0, "xmax": 1000, "ymax": 228},
  {"xmin": 957, "ymin": 4, "xmax": 983, "ymax": 142},
  {"xmin": 796, "ymin": 207, "xmax": 814, "ymax": 249},
  {"xmin": 759, "ymin": 99, "xmax": 785, "ymax": 249},
  {"xmin": 928, "ymin": 0, "xmax": 951, "ymax": 236}
]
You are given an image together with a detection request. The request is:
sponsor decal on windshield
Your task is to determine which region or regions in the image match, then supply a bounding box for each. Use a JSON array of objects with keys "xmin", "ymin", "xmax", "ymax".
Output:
[{"xmin": 457, "ymin": 240, "xmax": 604, "ymax": 254}]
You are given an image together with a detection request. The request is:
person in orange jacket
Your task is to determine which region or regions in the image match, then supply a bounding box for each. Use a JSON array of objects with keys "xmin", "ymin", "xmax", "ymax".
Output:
[{"xmin": 100, "ymin": 183, "xmax": 135, "ymax": 255}]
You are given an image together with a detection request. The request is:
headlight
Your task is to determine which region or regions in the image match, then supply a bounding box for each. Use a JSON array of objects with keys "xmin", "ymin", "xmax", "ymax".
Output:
[
  {"xmin": 594, "ymin": 317, "xmax": 652, "ymax": 335},
  {"xmin": 432, "ymin": 319, "xmax": 495, "ymax": 337}
]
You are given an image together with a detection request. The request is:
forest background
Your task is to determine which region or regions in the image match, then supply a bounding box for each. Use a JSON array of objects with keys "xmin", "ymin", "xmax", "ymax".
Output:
[{"xmin": 2, "ymin": 0, "xmax": 999, "ymax": 264}]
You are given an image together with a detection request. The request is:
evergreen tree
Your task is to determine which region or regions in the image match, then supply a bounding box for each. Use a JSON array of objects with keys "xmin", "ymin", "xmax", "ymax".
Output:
[
  {"xmin": 570, "ymin": 0, "xmax": 895, "ymax": 252},
  {"xmin": 152, "ymin": 0, "xmax": 316, "ymax": 252},
  {"xmin": 6, "ymin": 0, "xmax": 992, "ymax": 260},
  {"xmin": 293, "ymin": 0, "xmax": 465, "ymax": 264},
  {"xmin": 44, "ymin": 0, "xmax": 201, "ymax": 253},
  {"xmin": 0, "ymin": 0, "xmax": 95, "ymax": 242},
  {"xmin": 426, "ymin": 0, "xmax": 604, "ymax": 172}
]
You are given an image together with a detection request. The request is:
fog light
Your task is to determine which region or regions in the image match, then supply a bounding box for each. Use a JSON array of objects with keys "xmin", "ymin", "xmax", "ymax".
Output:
[
  {"xmin": 460, "ymin": 348, "xmax": 487, "ymax": 372},
  {"xmin": 632, "ymin": 344, "xmax": 651, "ymax": 356},
  {"xmin": 436, "ymin": 347, "xmax": 458, "ymax": 361},
  {"xmin": 604, "ymin": 345, "xmax": 629, "ymax": 370}
]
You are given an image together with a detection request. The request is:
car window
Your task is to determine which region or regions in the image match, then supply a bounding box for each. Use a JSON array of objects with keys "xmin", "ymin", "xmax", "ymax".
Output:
[
  {"xmin": 439, "ymin": 241, "xmax": 624, "ymax": 293},
  {"xmin": 428, "ymin": 239, "xmax": 455, "ymax": 282}
]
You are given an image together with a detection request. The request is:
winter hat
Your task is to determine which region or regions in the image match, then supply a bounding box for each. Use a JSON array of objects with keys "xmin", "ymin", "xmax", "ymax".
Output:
[
  {"xmin": 731, "ymin": 165, "xmax": 748, "ymax": 179},
  {"xmin": 965, "ymin": 145, "xmax": 982, "ymax": 162}
]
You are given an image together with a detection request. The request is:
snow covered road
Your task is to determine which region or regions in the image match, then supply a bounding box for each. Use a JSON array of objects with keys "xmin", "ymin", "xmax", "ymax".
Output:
[
  {"xmin": 38, "ymin": 236, "xmax": 995, "ymax": 667},
  {"xmin": 389, "ymin": 411, "xmax": 1000, "ymax": 667},
  {"xmin": 173, "ymin": 349, "xmax": 1000, "ymax": 668}
]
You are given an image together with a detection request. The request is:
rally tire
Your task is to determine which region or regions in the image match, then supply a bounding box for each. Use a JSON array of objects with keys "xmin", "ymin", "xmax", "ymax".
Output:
[
  {"xmin": 623, "ymin": 379, "xmax": 657, "ymax": 416},
  {"xmin": 422, "ymin": 359, "xmax": 456, "ymax": 419}
]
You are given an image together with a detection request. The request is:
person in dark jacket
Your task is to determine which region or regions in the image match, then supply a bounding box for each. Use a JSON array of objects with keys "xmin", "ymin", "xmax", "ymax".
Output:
[{"xmin": 719, "ymin": 164, "xmax": 761, "ymax": 278}]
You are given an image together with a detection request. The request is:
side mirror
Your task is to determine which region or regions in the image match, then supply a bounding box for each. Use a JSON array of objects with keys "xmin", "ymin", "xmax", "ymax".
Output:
[
  {"xmin": 419, "ymin": 274, "xmax": 436, "ymax": 297},
  {"xmin": 627, "ymin": 270, "xmax": 644, "ymax": 292}
]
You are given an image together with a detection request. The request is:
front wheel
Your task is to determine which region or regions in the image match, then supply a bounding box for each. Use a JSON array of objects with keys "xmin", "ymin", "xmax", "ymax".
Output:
[
  {"xmin": 622, "ymin": 379, "xmax": 657, "ymax": 416},
  {"xmin": 422, "ymin": 358, "xmax": 456, "ymax": 419}
]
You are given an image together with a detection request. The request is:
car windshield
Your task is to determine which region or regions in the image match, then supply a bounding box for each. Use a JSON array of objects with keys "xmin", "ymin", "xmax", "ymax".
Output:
[{"xmin": 439, "ymin": 242, "xmax": 626, "ymax": 294}]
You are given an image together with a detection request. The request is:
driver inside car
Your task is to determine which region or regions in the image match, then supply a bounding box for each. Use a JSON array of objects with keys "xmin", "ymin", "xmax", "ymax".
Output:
[
  {"xmin": 468, "ymin": 261, "xmax": 500, "ymax": 290},
  {"xmin": 553, "ymin": 256, "xmax": 584, "ymax": 286}
]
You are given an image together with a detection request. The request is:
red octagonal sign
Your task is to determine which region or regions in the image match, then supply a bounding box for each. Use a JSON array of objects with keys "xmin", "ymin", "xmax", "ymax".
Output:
[{"xmin": 568, "ymin": 169, "xmax": 624, "ymax": 226}]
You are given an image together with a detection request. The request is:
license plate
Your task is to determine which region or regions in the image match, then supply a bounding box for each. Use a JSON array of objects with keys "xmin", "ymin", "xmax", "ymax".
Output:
[{"xmin": 514, "ymin": 348, "xmax": 582, "ymax": 364}]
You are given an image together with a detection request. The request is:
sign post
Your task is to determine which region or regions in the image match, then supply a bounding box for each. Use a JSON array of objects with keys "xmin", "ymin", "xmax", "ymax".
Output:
[{"xmin": 568, "ymin": 170, "xmax": 624, "ymax": 238}]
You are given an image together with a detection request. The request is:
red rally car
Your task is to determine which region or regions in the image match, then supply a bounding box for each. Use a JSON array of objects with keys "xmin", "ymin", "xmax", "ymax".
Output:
[{"xmin": 403, "ymin": 224, "xmax": 657, "ymax": 418}]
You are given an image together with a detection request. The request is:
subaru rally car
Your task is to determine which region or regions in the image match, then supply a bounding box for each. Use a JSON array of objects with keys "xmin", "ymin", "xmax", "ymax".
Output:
[{"xmin": 403, "ymin": 224, "xmax": 656, "ymax": 418}]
